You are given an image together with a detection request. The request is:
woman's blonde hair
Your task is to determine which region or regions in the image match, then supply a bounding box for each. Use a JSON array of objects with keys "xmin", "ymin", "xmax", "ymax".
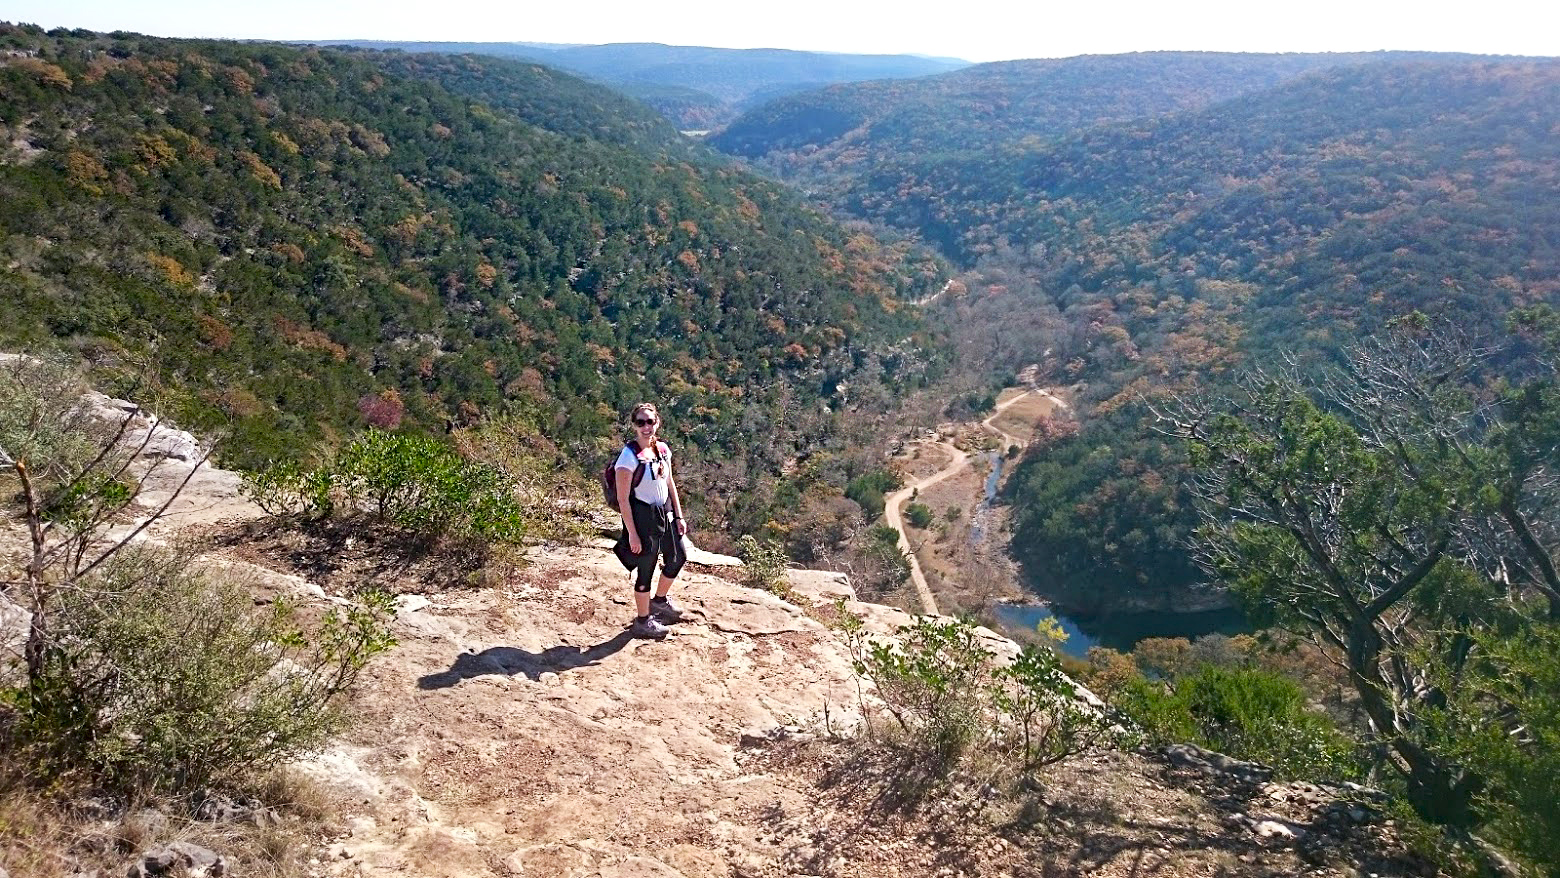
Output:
[{"xmin": 629, "ymin": 402, "xmax": 659, "ymax": 423}]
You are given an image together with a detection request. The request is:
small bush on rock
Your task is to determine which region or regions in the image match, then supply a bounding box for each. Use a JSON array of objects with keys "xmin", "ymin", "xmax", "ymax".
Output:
[
  {"xmin": 737, "ymin": 535, "xmax": 790, "ymax": 594},
  {"xmin": 243, "ymin": 429, "xmax": 525, "ymax": 542},
  {"xmin": 991, "ymin": 645, "xmax": 1113, "ymax": 770},
  {"xmin": 2, "ymin": 547, "xmax": 395, "ymax": 793},
  {"xmin": 858, "ymin": 617, "xmax": 1114, "ymax": 772}
]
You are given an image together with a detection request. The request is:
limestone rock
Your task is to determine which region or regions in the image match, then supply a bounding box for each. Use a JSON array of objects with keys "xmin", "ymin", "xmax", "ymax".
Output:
[
  {"xmin": 682, "ymin": 537, "xmax": 740, "ymax": 567},
  {"xmin": 784, "ymin": 569, "xmax": 855, "ymax": 602},
  {"xmin": 127, "ymin": 841, "xmax": 227, "ymax": 877},
  {"xmin": 1252, "ymin": 818, "xmax": 1305, "ymax": 840},
  {"xmin": 1166, "ymin": 742, "xmax": 1273, "ymax": 783},
  {"xmin": 193, "ymin": 792, "xmax": 275, "ymax": 825},
  {"xmin": 0, "ymin": 591, "xmax": 29, "ymax": 659},
  {"xmin": 123, "ymin": 808, "xmax": 170, "ymax": 840},
  {"xmin": 394, "ymin": 594, "xmax": 432, "ymax": 615}
]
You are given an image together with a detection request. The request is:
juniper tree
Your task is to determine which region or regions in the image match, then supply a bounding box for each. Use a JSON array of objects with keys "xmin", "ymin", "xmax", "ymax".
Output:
[{"xmin": 1160, "ymin": 314, "xmax": 1559, "ymax": 831}]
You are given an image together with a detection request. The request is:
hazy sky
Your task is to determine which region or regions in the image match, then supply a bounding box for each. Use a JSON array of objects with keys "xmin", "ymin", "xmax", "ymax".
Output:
[{"xmin": 4, "ymin": 0, "xmax": 1556, "ymax": 62}]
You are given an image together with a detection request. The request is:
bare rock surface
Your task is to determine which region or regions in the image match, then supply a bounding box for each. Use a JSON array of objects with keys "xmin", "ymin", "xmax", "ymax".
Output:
[
  {"xmin": 74, "ymin": 391, "xmax": 260, "ymax": 535},
  {"xmin": 279, "ymin": 543, "xmax": 875, "ymax": 878},
  {"xmin": 250, "ymin": 538, "xmax": 1421, "ymax": 878}
]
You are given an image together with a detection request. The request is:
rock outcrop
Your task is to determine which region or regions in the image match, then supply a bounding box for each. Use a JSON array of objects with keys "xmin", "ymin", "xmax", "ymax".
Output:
[
  {"xmin": 0, "ymin": 385, "xmax": 1427, "ymax": 877},
  {"xmin": 126, "ymin": 841, "xmax": 227, "ymax": 877}
]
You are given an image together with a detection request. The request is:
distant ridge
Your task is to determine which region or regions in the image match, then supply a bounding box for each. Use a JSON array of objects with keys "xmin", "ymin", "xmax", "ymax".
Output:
[
  {"xmin": 711, "ymin": 50, "xmax": 1509, "ymax": 160},
  {"xmin": 305, "ymin": 39, "xmax": 969, "ymax": 128}
]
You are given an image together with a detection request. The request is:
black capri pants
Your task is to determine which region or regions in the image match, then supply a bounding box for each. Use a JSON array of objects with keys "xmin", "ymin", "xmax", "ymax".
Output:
[{"xmin": 614, "ymin": 498, "xmax": 687, "ymax": 592}]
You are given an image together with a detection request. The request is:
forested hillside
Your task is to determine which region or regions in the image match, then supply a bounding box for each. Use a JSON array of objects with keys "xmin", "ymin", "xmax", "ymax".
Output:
[
  {"xmin": 987, "ymin": 60, "xmax": 1560, "ymax": 611},
  {"xmin": 712, "ymin": 52, "xmax": 1464, "ymax": 169},
  {"xmin": 725, "ymin": 54, "xmax": 1560, "ymax": 612},
  {"xmin": 0, "ymin": 25, "xmax": 944, "ymax": 484},
  {"xmin": 316, "ymin": 40, "xmax": 967, "ymax": 129}
]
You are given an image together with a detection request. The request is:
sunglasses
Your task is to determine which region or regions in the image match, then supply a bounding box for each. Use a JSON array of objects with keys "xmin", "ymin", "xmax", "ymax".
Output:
[{"xmin": 634, "ymin": 418, "xmax": 657, "ymax": 426}]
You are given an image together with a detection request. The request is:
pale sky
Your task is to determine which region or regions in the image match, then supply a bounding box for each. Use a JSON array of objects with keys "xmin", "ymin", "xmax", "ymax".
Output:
[{"xmin": 3, "ymin": 0, "xmax": 1556, "ymax": 62}]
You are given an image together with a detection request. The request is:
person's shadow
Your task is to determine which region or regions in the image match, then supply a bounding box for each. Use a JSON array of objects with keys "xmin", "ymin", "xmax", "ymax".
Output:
[{"xmin": 417, "ymin": 629, "xmax": 636, "ymax": 690}]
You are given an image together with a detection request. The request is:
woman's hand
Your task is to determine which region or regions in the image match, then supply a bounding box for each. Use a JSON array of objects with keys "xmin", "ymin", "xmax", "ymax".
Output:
[
  {"xmin": 675, "ymin": 518, "xmax": 688, "ymax": 536},
  {"xmin": 628, "ymin": 534, "xmax": 643, "ymax": 554}
]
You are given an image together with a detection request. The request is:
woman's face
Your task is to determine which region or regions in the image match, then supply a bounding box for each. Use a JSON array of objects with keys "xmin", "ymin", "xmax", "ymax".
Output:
[{"xmin": 633, "ymin": 411, "xmax": 659, "ymax": 437}]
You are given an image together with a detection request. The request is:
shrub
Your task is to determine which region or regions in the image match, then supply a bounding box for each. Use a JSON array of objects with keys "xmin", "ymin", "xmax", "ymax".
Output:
[
  {"xmin": 242, "ymin": 429, "xmax": 525, "ymax": 542},
  {"xmin": 858, "ymin": 617, "xmax": 1113, "ymax": 771},
  {"xmin": 2, "ymin": 547, "xmax": 396, "ymax": 793},
  {"xmin": 905, "ymin": 502, "xmax": 934, "ymax": 529},
  {"xmin": 865, "ymin": 524, "xmax": 910, "ymax": 583},
  {"xmin": 846, "ymin": 468, "xmax": 899, "ymax": 519},
  {"xmin": 1436, "ymin": 624, "xmax": 1560, "ymax": 876},
  {"xmin": 240, "ymin": 457, "xmax": 333, "ymax": 517},
  {"xmin": 1112, "ymin": 676, "xmax": 1199, "ymax": 747},
  {"xmin": 1113, "ymin": 665, "xmax": 1362, "ymax": 782},
  {"xmin": 990, "ymin": 645, "xmax": 1114, "ymax": 770},
  {"xmin": 736, "ymin": 534, "xmax": 790, "ymax": 594},
  {"xmin": 863, "ymin": 618, "xmax": 992, "ymax": 762},
  {"xmin": 0, "ymin": 355, "xmax": 107, "ymax": 481}
]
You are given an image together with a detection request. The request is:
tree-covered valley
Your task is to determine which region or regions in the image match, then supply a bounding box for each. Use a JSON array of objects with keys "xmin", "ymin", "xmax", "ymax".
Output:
[
  {"xmin": 710, "ymin": 53, "xmax": 1560, "ymax": 869},
  {"xmin": 0, "ymin": 24, "xmax": 951, "ymax": 548},
  {"xmin": 715, "ymin": 53, "xmax": 1560, "ymax": 614}
]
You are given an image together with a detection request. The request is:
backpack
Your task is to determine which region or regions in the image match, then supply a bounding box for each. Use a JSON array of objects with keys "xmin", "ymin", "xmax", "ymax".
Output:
[{"xmin": 601, "ymin": 439, "xmax": 668, "ymax": 509}]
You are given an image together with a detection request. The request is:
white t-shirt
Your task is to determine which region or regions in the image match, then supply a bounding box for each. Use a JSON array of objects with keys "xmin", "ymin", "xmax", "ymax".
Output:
[{"xmin": 614, "ymin": 441, "xmax": 671, "ymax": 507}]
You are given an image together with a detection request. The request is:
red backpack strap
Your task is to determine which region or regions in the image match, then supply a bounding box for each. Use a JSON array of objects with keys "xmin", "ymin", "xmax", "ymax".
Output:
[{"xmin": 626, "ymin": 439, "xmax": 649, "ymax": 488}]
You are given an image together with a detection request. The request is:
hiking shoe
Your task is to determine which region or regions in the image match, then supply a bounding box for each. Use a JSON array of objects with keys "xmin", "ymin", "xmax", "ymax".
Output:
[
  {"xmin": 630, "ymin": 615, "xmax": 670, "ymax": 640},
  {"xmin": 650, "ymin": 596, "xmax": 685, "ymax": 623}
]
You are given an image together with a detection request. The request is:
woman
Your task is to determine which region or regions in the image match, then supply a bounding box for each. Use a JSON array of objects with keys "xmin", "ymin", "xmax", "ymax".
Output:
[{"xmin": 613, "ymin": 402, "xmax": 688, "ymax": 640}]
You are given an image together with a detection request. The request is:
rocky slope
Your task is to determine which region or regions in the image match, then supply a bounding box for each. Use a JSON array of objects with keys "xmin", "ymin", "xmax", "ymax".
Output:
[
  {"xmin": 0, "ymin": 396, "xmax": 1432, "ymax": 877},
  {"xmin": 214, "ymin": 535, "xmax": 1426, "ymax": 878}
]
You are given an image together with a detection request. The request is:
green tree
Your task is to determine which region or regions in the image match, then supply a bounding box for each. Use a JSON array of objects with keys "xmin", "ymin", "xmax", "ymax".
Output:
[{"xmin": 1168, "ymin": 318, "xmax": 1557, "ymax": 831}]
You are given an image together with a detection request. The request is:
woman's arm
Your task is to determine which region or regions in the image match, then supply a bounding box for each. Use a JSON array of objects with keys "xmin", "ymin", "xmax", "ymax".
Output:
[
  {"xmin": 666, "ymin": 464, "xmax": 687, "ymax": 536},
  {"xmin": 616, "ymin": 466, "xmax": 641, "ymax": 551}
]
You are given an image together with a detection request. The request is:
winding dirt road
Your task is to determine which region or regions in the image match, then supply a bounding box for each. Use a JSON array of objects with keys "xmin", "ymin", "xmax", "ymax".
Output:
[{"xmin": 885, "ymin": 387, "xmax": 1064, "ymax": 615}]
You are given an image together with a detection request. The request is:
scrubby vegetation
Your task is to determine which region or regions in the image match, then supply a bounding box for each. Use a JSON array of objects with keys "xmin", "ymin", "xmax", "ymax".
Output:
[
  {"xmin": 1, "ymin": 356, "xmax": 393, "ymax": 872},
  {"xmin": 5, "ymin": 547, "xmax": 395, "ymax": 793},
  {"xmin": 243, "ymin": 429, "xmax": 526, "ymax": 542},
  {"xmin": 1113, "ymin": 666, "xmax": 1362, "ymax": 782},
  {"xmin": 850, "ymin": 616, "xmax": 1114, "ymax": 776},
  {"xmin": 1158, "ymin": 316, "xmax": 1560, "ymax": 870},
  {"xmin": 735, "ymin": 534, "xmax": 790, "ymax": 593}
]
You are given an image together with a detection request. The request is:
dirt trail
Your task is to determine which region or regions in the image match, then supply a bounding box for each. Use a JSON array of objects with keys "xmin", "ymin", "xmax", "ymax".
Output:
[{"xmin": 885, "ymin": 388, "xmax": 1064, "ymax": 615}]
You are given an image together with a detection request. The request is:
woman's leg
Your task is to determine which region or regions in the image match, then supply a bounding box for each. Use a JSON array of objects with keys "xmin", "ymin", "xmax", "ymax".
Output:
[
  {"xmin": 648, "ymin": 525, "xmax": 688, "ymax": 622},
  {"xmin": 654, "ymin": 533, "xmax": 687, "ymax": 597},
  {"xmin": 631, "ymin": 502, "xmax": 662, "ymax": 617}
]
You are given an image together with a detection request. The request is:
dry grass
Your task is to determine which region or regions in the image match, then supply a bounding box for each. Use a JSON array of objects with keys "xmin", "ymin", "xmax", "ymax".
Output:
[
  {"xmin": 210, "ymin": 515, "xmax": 520, "ymax": 596},
  {"xmin": 0, "ymin": 762, "xmax": 336, "ymax": 878},
  {"xmin": 742, "ymin": 737, "xmax": 1434, "ymax": 878},
  {"xmin": 987, "ymin": 393, "xmax": 1061, "ymax": 443}
]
